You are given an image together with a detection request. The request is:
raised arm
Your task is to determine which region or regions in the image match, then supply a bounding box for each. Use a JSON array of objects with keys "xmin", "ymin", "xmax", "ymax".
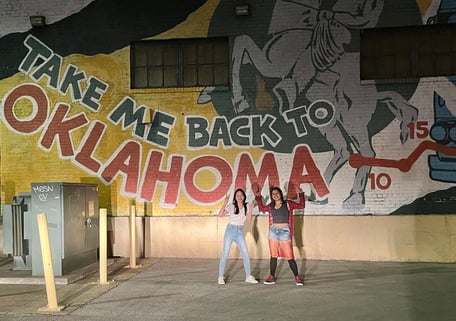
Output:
[
  {"xmin": 288, "ymin": 186, "xmax": 305, "ymax": 211},
  {"xmin": 255, "ymin": 193, "xmax": 270, "ymax": 212},
  {"xmin": 218, "ymin": 193, "xmax": 230, "ymax": 217},
  {"xmin": 246, "ymin": 200, "xmax": 255, "ymax": 222}
]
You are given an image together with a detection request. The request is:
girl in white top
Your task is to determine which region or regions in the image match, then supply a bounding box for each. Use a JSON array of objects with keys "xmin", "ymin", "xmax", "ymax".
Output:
[{"xmin": 218, "ymin": 188, "xmax": 258, "ymax": 285}]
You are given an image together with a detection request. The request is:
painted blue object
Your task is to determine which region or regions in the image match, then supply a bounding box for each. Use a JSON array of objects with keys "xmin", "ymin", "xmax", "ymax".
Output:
[{"xmin": 428, "ymin": 92, "xmax": 456, "ymax": 182}]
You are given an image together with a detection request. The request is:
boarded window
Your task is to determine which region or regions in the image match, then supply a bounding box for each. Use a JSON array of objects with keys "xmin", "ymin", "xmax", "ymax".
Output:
[
  {"xmin": 131, "ymin": 38, "xmax": 229, "ymax": 88},
  {"xmin": 360, "ymin": 23, "xmax": 456, "ymax": 80}
]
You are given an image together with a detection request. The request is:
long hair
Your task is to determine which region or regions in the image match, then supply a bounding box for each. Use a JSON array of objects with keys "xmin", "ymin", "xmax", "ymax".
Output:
[
  {"xmin": 269, "ymin": 186, "xmax": 285, "ymax": 208},
  {"xmin": 232, "ymin": 188, "xmax": 247, "ymax": 215}
]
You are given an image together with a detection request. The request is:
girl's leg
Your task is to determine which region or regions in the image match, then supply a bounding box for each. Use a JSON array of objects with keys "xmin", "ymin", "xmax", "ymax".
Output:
[
  {"xmin": 279, "ymin": 240, "xmax": 300, "ymax": 279},
  {"xmin": 279, "ymin": 240, "xmax": 294, "ymax": 259},
  {"xmin": 268, "ymin": 239, "xmax": 279, "ymax": 276},
  {"xmin": 269, "ymin": 257, "xmax": 278, "ymax": 276},
  {"xmin": 218, "ymin": 225, "xmax": 235, "ymax": 277},
  {"xmin": 288, "ymin": 259, "xmax": 299, "ymax": 277},
  {"xmin": 269, "ymin": 239, "xmax": 279, "ymax": 257},
  {"xmin": 234, "ymin": 232, "xmax": 251, "ymax": 277}
]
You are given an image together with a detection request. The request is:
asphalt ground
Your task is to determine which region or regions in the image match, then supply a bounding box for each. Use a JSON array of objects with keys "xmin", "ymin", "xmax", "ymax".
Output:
[{"xmin": 1, "ymin": 257, "xmax": 456, "ymax": 321}]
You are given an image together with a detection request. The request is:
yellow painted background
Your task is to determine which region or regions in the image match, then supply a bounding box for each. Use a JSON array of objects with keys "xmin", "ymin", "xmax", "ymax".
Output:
[{"xmin": 0, "ymin": 0, "xmax": 266, "ymax": 216}]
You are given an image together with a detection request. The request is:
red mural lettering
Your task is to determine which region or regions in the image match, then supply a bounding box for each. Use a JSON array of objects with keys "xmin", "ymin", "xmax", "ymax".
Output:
[
  {"xmin": 234, "ymin": 152, "xmax": 280, "ymax": 191},
  {"xmin": 40, "ymin": 103, "xmax": 89, "ymax": 156},
  {"xmin": 184, "ymin": 156, "xmax": 232, "ymax": 203},
  {"xmin": 74, "ymin": 121, "xmax": 106, "ymax": 173},
  {"xmin": 289, "ymin": 145, "xmax": 329, "ymax": 197},
  {"xmin": 101, "ymin": 141, "xmax": 141, "ymax": 194},
  {"xmin": 3, "ymin": 83, "xmax": 48, "ymax": 133},
  {"xmin": 140, "ymin": 150, "xmax": 184, "ymax": 204}
]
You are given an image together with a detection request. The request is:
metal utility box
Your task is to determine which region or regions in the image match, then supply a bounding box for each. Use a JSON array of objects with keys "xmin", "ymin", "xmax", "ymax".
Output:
[
  {"xmin": 30, "ymin": 182, "xmax": 99, "ymax": 276},
  {"xmin": 2, "ymin": 193, "xmax": 33, "ymax": 270}
]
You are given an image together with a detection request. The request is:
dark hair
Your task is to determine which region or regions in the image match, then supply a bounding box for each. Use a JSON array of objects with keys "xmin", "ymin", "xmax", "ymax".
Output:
[
  {"xmin": 269, "ymin": 186, "xmax": 285, "ymax": 208},
  {"xmin": 232, "ymin": 188, "xmax": 247, "ymax": 215}
]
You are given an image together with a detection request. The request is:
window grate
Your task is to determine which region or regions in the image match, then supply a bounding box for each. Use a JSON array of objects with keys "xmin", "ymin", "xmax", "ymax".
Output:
[{"xmin": 131, "ymin": 37, "xmax": 229, "ymax": 88}]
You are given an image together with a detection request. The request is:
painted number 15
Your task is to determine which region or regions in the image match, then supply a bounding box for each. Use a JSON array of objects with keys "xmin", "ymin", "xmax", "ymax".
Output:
[{"xmin": 407, "ymin": 121, "xmax": 429, "ymax": 139}]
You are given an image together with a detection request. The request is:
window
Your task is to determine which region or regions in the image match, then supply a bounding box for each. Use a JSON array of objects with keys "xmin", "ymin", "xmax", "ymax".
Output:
[
  {"xmin": 131, "ymin": 37, "xmax": 229, "ymax": 88},
  {"xmin": 360, "ymin": 23, "xmax": 456, "ymax": 80}
]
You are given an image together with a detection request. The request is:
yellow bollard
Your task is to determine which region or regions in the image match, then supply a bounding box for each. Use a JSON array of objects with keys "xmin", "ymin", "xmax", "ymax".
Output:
[
  {"xmin": 36, "ymin": 213, "xmax": 64, "ymax": 312},
  {"xmin": 98, "ymin": 208, "xmax": 109, "ymax": 284},
  {"xmin": 129, "ymin": 205, "xmax": 138, "ymax": 268}
]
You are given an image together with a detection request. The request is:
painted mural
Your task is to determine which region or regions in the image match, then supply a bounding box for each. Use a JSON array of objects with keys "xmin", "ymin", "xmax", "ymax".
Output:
[{"xmin": 0, "ymin": 0, "xmax": 456, "ymax": 216}]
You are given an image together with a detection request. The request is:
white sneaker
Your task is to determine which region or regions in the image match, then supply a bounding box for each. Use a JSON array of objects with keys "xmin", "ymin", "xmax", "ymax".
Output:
[
  {"xmin": 245, "ymin": 275, "xmax": 259, "ymax": 284},
  {"xmin": 218, "ymin": 276, "xmax": 225, "ymax": 285}
]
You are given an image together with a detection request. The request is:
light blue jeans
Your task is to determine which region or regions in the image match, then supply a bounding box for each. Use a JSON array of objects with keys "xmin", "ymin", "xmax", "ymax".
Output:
[{"xmin": 218, "ymin": 224, "xmax": 251, "ymax": 278}]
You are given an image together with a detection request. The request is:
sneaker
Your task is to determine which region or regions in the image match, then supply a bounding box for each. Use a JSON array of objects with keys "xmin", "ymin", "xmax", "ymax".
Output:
[
  {"xmin": 295, "ymin": 275, "xmax": 304, "ymax": 286},
  {"xmin": 263, "ymin": 275, "xmax": 275, "ymax": 285},
  {"xmin": 218, "ymin": 276, "xmax": 225, "ymax": 285},
  {"xmin": 245, "ymin": 275, "xmax": 259, "ymax": 284}
]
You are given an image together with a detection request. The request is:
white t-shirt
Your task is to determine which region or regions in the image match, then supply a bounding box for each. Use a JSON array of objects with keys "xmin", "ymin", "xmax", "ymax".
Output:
[{"xmin": 224, "ymin": 203, "xmax": 247, "ymax": 225}]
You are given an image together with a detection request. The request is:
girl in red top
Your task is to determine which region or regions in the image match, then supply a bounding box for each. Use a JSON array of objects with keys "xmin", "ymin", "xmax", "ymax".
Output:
[{"xmin": 255, "ymin": 185, "xmax": 305, "ymax": 285}]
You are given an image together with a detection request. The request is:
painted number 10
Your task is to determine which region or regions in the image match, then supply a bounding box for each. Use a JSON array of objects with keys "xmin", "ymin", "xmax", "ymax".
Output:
[{"xmin": 369, "ymin": 172, "xmax": 391, "ymax": 190}]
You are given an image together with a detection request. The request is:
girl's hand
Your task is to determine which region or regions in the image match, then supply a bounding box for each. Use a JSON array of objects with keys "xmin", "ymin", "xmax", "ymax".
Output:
[
  {"xmin": 219, "ymin": 194, "xmax": 230, "ymax": 217},
  {"xmin": 251, "ymin": 183, "xmax": 261, "ymax": 196}
]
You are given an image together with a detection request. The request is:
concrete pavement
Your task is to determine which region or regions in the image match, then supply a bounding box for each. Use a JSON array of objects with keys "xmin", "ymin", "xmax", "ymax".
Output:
[
  {"xmin": 0, "ymin": 256, "xmax": 157, "ymax": 315},
  {"xmin": 1, "ymin": 257, "xmax": 456, "ymax": 321}
]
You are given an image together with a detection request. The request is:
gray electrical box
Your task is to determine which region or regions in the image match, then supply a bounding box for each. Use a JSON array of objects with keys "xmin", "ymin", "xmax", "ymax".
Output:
[
  {"xmin": 2, "ymin": 193, "xmax": 33, "ymax": 270},
  {"xmin": 30, "ymin": 182, "xmax": 99, "ymax": 276}
]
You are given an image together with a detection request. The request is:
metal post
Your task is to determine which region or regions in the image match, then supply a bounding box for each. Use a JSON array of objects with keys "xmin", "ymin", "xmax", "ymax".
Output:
[
  {"xmin": 129, "ymin": 205, "xmax": 137, "ymax": 268},
  {"xmin": 12, "ymin": 204, "xmax": 23, "ymax": 256},
  {"xmin": 99, "ymin": 208, "xmax": 109, "ymax": 284},
  {"xmin": 36, "ymin": 213, "xmax": 64, "ymax": 312}
]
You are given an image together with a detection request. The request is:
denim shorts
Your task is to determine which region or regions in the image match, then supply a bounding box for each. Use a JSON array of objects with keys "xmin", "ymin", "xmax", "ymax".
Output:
[{"xmin": 268, "ymin": 225, "xmax": 291, "ymax": 241}]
